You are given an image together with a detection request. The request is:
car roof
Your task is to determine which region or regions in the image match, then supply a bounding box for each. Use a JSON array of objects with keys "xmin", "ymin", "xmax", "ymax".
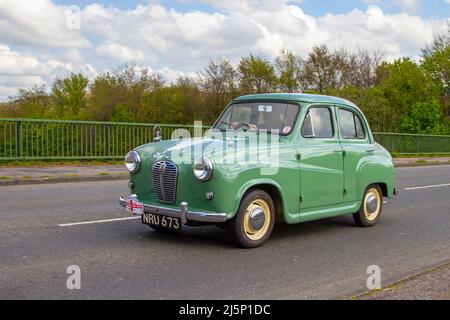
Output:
[{"xmin": 233, "ymin": 93, "xmax": 358, "ymax": 108}]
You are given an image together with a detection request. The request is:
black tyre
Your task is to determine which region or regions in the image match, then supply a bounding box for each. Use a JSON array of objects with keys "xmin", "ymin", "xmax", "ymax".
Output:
[
  {"xmin": 353, "ymin": 184, "xmax": 383, "ymax": 227},
  {"xmin": 230, "ymin": 189, "xmax": 275, "ymax": 248}
]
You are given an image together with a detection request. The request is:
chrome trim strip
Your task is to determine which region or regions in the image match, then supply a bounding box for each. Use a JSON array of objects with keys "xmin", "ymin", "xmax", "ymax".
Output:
[{"xmin": 119, "ymin": 196, "xmax": 227, "ymax": 223}]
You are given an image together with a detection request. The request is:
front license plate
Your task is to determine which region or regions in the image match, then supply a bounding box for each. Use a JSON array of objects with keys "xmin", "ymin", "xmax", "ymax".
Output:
[{"xmin": 142, "ymin": 213, "xmax": 182, "ymax": 231}]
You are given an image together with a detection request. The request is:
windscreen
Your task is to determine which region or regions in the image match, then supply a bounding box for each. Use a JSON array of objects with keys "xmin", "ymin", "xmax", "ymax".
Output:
[{"xmin": 214, "ymin": 102, "xmax": 299, "ymax": 135}]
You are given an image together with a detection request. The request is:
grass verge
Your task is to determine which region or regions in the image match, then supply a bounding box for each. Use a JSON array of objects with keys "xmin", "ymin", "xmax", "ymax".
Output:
[{"xmin": 0, "ymin": 159, "xmax": 123, "ymax": 167}]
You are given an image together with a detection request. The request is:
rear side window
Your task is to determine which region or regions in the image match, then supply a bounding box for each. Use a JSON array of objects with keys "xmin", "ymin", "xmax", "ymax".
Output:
[
  {"xmin": 301, "ymin": 107, "xmax": 334, "ymax": 138},
  {"xmin": 354, "ymin": 115, "xmax": 366, "ymax": 139},
  {"xmin": 339, "ymin": 109, "xmax": 366, "ymax": 139}
]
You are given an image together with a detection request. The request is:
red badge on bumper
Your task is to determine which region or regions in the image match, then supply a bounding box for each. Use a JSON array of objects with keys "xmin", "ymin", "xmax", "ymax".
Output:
[{"xmin": 125, "ymin": 196, "xmax": 144, "ymax": 215}]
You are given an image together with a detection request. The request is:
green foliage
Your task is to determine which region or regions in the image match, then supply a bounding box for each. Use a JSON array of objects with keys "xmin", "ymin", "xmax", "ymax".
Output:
[
  {"xmin": 330, "ymin": 85, "xmax": 392, "ymax": 132},
  {"xmin": 399, "ymin": 99, "xmax": 449, "ymax": 134},
  {"xmin": 0, "ymin": 27, "xmax": 449, "ymax": 135},
  {"xmin": 111, "ymin": 104, "xmax": 133, "ymax": 123},
  {"xmin": 238, "ymin": 54, "xmax": 277, "ymax": 94},
  {"xmin": 275, "ymin": 49, "xmax": 303, "ymax": 92},
  {"xmin": 51, "ymin": 73, "xmax": 89, "ymax": 119},
  {"xmin": 4, "ymin": 85, "xmax": 52, "ymax": 119}
]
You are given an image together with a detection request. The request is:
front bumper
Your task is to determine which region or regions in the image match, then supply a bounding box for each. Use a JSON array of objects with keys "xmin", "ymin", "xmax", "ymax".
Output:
[{"xmin": 119, "ymin": 196, "xmax": 228, "ymax": 224}]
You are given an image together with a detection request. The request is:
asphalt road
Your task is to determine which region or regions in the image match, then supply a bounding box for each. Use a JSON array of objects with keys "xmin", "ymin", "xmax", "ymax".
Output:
[{"xmin": 1, "ymin": 165, "xmax": 449, "ymax": 299}]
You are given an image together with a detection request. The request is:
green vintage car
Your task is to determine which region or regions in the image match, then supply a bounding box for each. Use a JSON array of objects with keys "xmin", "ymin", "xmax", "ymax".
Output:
[{"xmin": 120, "ymin": 93, "xmax": 397, "ymax": 248}]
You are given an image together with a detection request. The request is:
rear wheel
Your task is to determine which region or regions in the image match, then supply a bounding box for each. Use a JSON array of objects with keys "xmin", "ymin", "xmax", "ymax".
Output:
[
  {"xmin": 353, "ymin": 184, "xmax": 383, "ymax": 227},
  {"xmin": 230, "ymin": 190, "xmax": 275, "ymax": 248}
]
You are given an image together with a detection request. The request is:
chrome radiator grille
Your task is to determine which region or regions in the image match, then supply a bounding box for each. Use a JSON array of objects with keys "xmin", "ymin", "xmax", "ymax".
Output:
[{"xmin": 152, "ymin": 160, "xmax": 178, "ymax": 203}]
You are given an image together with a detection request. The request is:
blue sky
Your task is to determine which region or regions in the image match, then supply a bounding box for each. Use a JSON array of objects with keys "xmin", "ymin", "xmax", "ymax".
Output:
[
  {"xmin": 0, "ymin": 0, "xmax": 448, "ymax": 100},
  {"xmin": 52, "ymin": 0, "xmax": 450, "ymax": 18}
]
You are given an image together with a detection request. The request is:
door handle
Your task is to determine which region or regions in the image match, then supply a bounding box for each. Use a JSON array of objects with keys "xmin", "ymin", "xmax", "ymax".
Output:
[
  {"xmin": 334, "ymin": 148, "xmax": 343, "ymax": 153},
  {"xmin": 366, "ymin": 149, "xmax": 375, "ymax": 153}
]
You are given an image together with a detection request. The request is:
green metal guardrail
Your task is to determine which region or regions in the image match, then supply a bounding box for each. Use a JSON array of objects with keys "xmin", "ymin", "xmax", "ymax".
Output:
[
  {"xmin": 0, "ymin": 118, "xmax": 207, "ymax": 160},
  {"xmin": 372, "ymin": 132, "xmax": 450, "ymax": 155},
  {"xmin": 1, "ymin": 118, "xmax": 449, "ymax": 160}
]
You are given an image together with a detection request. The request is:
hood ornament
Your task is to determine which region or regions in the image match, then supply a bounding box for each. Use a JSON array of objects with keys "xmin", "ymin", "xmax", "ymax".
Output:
[
  {"xmin": 153, "ymin": 125, "xmax": 161, "ymax": 142},
  {"xmin": 159, "ymin": 161, "xmax": 167, "ymax": 174}
]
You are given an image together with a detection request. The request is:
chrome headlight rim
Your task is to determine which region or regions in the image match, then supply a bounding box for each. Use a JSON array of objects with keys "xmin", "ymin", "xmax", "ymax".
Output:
[
  {"xmin": 193, "ymin": 156, "xmax": 213, "ymax": 181},
  {"xmin": 125, "ymin": 150, "xmax": 141, "ymax": 174}
]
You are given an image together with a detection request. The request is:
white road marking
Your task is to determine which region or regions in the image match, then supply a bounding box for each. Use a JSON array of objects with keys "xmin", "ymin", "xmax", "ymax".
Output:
[
  {"xmin": 58, "ymin": 216, "xmax": 139, "ymax": 227},
  {"xmin": 57, "ymin": 183, "xmax": 449, "ymax": 227},
  {"xmin": 404, "ymin": 183, "xmax": 450, "ymax": 191}
]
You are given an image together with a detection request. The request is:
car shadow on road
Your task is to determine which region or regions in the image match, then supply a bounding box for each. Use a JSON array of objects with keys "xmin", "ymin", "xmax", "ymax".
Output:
[
  {"xmin": 269, "ymin": 215, "xmax": 357, "ymax": 242},
  {"xmin": 136, "ymin": 225, "xmax": 235, "ymax": 249},
  {"xmin": 135, "ymin": 215, "xmax": 358, "ymax": 249}
]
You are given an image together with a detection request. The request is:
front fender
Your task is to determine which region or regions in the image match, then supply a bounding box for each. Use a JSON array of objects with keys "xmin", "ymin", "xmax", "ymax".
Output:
[{"xmin": 232, "ymin": 178, "xmax": 299, "ymax": 224}]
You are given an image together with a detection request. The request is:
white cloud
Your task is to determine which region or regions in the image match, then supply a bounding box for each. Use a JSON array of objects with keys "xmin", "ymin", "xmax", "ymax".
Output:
[
  {"xmin": 0, "ymin": 0, "xmax": 448, "ymax": 100},
  {"xmin": 0, "ymin": 44, "xmax": 96, "ymax": 100},
  {"xmin": 0, "ymin": 0, "xmax": 90, "ymax": 48},
  {"xmin": 80, "ymin": 2, "xmax": 446, "ymax": 65},
  {"xmin": 0, "ymin": 45, "xmax": 52, "ymax": 76},
  {"xmin": 96, "ymin": 41, "xmax": 145, "ymax": 63}
]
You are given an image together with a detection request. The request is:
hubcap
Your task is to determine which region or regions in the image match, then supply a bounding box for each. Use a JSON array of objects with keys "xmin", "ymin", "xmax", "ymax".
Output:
[
  {"xmin": 249, "ymin": 208, "xmax": 265, "ymax": 231},
  {"xmin": 364, "ymin": 188, "xmax": 381, "ymax": 221},
  {"xmin": 243, "ymin": 199, "xmax": 271, "ymax": 241},
  {"xmin": 367, "ymin": 195, "xmax": 378, "ymax": 213}
]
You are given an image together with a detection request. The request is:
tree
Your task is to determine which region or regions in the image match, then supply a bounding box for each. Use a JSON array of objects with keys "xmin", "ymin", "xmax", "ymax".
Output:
[
  {"xmin": 86, "ymin": 73, "xmax": 127, "ymax": 121},
  {"xmin": 399, "ymin": 99, "xmax": 449, "ymax": 134},
  {"xmin": 348, "ymin": 49, "xmax": 383, "ymax": 88},
  {"xmin": 51, "ymin": 73, "xmax": 89, "ymax": 119},
  {"xmin": 421, "ymin": 24, "xmax": 449, "ymax": 58},
  {"xmin": 1, "ymin": 40, "xmax": 448, "ymax": 136},
  {"xmin": 114, "ymin": 64, "xmax": 160, "ymax": 121},
  {"xmin": 197, "ymin": 59, "xmax": 237, "ymax": 118},
  {"xmin": 330, "ymin": 85, "xmax": 394, "ymax": 132},
  {"xmin": 376, "ymin": 58, "xmax": 438, "ymax": 131},
  {"xmin": 421, "ymin": 25, "xmax": 450, "ymax": 116},
  {"xmin": 301, "ymin": 44, "xmax": 350, "ymax": 93},
  {"xmin": 111, "ymin": 104, "xmax": 133, "ymax": 122},
  {"xmin": 6, "ymin": 85, "xmax": 52, "ymax": 119},
  {"xmin": 275, "ymin": 49, "xmax": 303, "ymax": 92},
  {"xmin": 238, "ymin": 54, "xmax": 277, "ymax": 94}
]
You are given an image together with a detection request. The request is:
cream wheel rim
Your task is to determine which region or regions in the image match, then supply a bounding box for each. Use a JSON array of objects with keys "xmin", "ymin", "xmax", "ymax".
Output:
[
  {"xmin": 243, "ymin": 199, "xmax": 271, "ymax": 241},
  {"xmin": 364, "ymin": 188, "xmax": 381, "ymax": 221}
]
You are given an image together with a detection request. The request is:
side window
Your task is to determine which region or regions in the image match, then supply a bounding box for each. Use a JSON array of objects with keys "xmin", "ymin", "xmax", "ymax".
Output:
[
  {"xmin": 339, "ymin": 109, "xmax": 366, "ymax": 139},
  {"xmin": 339, "ymin": 109, "xmax": 356, "ymax": 139},
  {"xmin": 301, "ymin": 107, "xmax": 333, "ymax": 138},
  {"xmin": 354, "ymin": 115, "xmax": 366, "ymax": 139}
]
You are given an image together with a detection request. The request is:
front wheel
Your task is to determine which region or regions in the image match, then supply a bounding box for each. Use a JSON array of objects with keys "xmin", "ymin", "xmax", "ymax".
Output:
[
  {"xmin": 230, "ymin": 190, "xmax": 275, "ymax": 248},
  {"xmin": 353, "ymin": 184, "xmax": 383, "ymax": 227}
]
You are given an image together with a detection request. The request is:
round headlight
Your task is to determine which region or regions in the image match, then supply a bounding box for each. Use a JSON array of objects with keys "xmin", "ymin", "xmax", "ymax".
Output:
[
  {"xmin": 125, "ymin": 151, "xmax": 141, "ymax": 173},
  {"xmin": 193, "ymin": 156, "xmax": 213, "ymax": 181}
]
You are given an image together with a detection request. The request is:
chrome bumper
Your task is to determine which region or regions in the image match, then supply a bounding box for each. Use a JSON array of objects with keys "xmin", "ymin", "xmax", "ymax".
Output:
[{"xmin": 119, "ymin": 196, "xmax": 228, "ymax": 224}]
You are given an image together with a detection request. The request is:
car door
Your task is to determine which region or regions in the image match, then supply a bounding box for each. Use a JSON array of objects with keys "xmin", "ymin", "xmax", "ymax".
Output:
[
  {"xmin": 336, "ymin": 105, "xmax": 372, "ymax": 202},
  {"xmin": 298, "ymin": 105, "xmax": 344, "ymax": 210}
]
